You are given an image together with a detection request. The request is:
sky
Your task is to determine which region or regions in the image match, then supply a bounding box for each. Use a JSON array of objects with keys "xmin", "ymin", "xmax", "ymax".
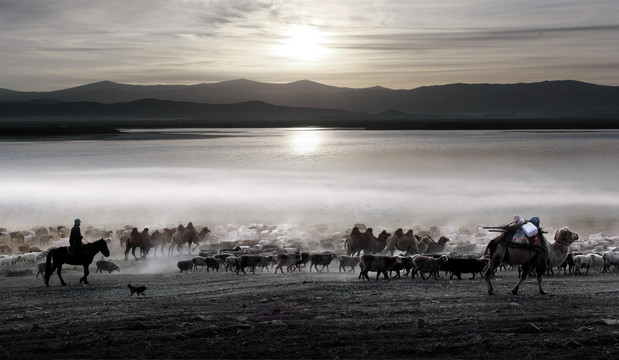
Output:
[{"xmin": 1, "ymin": 0, "xmax": 618, "ymax": 91}]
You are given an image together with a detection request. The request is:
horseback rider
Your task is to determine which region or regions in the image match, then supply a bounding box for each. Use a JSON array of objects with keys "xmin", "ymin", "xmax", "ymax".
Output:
[{"xmin": 69, "ymin": 218, "xmax": 84, "ymax": 256}]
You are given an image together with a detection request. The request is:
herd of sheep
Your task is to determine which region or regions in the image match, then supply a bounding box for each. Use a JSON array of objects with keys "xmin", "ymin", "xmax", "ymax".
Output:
[{"xmin": 1, "ymin": 222, "xmax": 618, "ymax": 282}]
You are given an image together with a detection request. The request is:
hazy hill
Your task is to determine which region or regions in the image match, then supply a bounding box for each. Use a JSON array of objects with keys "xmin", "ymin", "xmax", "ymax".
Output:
[{"xmin": 2, "ymin": 79, "xmax": 618, "ymax": 115}]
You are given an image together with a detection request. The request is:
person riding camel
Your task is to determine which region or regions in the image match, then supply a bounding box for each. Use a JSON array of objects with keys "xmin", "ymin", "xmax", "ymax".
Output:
[{"xmin": 69, "ymin": 218, "xmax": 84, "ymax": 257}]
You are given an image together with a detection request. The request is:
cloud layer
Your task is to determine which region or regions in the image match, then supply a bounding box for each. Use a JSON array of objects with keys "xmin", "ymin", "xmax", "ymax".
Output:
[{"xmin": 1, "ymin": 0, "xmax": 618, "ymax": 90}]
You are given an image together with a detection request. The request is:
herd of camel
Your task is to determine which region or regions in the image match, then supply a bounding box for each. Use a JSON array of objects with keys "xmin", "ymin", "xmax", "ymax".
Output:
[
  {"xmin": 121, "ymin": 220, "xmax": 581, "ymax": 295},
  {"xmin": 124, "ymin": 222, "xmax": 210, "ymax": 261},
  {"xmin": 345, "ymin": 227, "xmax": 450, "ymax": 256}
]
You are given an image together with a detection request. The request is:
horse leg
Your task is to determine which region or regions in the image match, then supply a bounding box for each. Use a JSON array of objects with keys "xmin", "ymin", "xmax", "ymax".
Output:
[
  {"xmin": 45, "ymin": 263, "xmax": 58, "ymax": 287},
  {"xmin": 56, "ymin": 265, "xmax": 67, "ymax": 286},
  {"xmin": 79, "ymin": 265, "xmax": 90, "ymax": 284}
]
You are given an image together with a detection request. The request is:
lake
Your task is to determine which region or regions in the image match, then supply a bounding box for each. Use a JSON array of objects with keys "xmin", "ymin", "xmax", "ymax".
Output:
[{"xmin": 2, "ymin": 128, "xmax": 619, "ymax": 236}]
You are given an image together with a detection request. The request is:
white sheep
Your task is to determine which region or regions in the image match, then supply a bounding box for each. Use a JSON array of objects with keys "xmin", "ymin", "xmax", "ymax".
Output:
[
  {"xmin": 22, "ymin": 252, "xmax": 39, "ymax": 266},
  {"xmin": 573, "ymin": 254, "xmax": 592, "ymax": 275},
  {"xmin": 589, "ymin": 254, "xmax": 605, "ymax": 272},
  {"xmin": 602, "ymin": 251, "xmax": 619, "ymax": 272}
]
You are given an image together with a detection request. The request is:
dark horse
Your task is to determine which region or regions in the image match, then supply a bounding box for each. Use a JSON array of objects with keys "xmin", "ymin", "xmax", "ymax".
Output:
[{"xmin": 44, "ymin": 238, "xmax": 110, "ymax": 287}]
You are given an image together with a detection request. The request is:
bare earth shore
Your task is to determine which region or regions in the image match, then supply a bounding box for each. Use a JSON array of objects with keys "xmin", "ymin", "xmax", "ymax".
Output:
[{"xmin": 0, "ymin": 255, "xmax": 617, "ymax": 360}]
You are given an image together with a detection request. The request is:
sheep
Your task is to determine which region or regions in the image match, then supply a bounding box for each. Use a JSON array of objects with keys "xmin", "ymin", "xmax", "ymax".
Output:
[
  {"xmin": 224, "ymin": 256, "xmax": 239, "ymax": 272},
  {"xmin": 338, "ymin": 255, "xmax": 360, "ymax": 272},
  {"xmin": 589, "ymin": 253, "xmax": 605, "ymax": 272},
  {"xmin": 35, "ymin": 261, "xmax": 49, "ymax": 278},
  {"xmin": 389, "ymin": 256, "xmax": 413, "ymax": 279},
  {"xmin": 440, "ymin": 257, "xmax": 488, "ymax": 280},
  {"xmin": 309, "ymin": 252, "xmax": 337, "ymax": 272},
  {"xmin": 556, "ymin": 253, "xmax": 575, "ymax": 275},
  {"xmin": 177, "ymin": 260, "xmax": 194, "ymax": 273},
  {"xmin": 22, "ymin": 252, "xmax": 39, "ymax": 266},
  {"xmin": 358, "ymin": 254, "xmax": 402, "ymax": 281},
  {"xmin": 411, "ymin": 255, "xmax": 449, "ymax": 280},
  {"xmin": 602, "ymin": 251, "xmax": 619, "ymax": 272},
  {"xmin": 275, "ymin": 253, "xmax": 300, "ymax": 274},
  {"xmin": 192, "ymin": 256, "xmax": 208, "ymax": 270},
  {"xmin": 236, "ymin": 254, "xmax": 265, "ymax": 275},
  {"xmin": 573, "ymin": 254, "xmax": 592, "ymax": 275},
  {"xmin": 205, "ymin": 257, "xmax": 221, "ymax": 272},
  {"xmin": 95, "ymin": 259, "xmax": 120, "ymax": 274},
  {"xmin": 294, "ymin": 252, "xmax": 310, "ymax": 271}
]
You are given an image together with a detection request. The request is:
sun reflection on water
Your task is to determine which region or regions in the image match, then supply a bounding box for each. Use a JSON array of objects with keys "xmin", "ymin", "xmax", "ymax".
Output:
[{"xmin": 289, "ymin": 128, "xmax": 323, "ymax": 156}]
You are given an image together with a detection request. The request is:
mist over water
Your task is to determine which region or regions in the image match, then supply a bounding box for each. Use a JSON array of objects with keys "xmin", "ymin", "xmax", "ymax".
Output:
[{"xmin": 2, "ymin": 128, "xmax": 619, "ymax": 236}]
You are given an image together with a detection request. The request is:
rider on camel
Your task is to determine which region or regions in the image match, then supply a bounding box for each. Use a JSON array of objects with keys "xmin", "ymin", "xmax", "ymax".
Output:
[{"xmin": 69, "ymin": 218, "xmax": 84, "ymax": 257}]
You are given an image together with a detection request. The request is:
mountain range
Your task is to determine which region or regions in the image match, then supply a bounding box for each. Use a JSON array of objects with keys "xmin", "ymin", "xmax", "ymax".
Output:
[
  {"xmin": 1, "ymin": 79, "xmax": 619, "ymax": 131},
  {"xmin": 2, "ymin": 79, "xmax": 619, "ymax": 116}
]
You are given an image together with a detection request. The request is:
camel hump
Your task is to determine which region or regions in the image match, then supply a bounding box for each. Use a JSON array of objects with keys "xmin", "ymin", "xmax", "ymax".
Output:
[
  {"xmin": 131, "ymin": 227, "xmax": 139, "ymax": 235},
  {"xmin": 395, "ymin": 228, "xmax": 404, "ymax": 236},
  {"xmin": 351, "ymin": 227, "xmax": 361, "ymax": 235},
  {"xmin": 366, "ymin": 228, "xmax": 374, "ymax": 234},
  {"xmin": 177, "ymin": 224, "xmax": 185, "ymax": 231},
  {"xmin": 405, "ymin": 229, "xmax": 413, "ymax": 236},
  {"xmin": 187, "ymin": 222, "xmax": 195, "ymax": 229}
]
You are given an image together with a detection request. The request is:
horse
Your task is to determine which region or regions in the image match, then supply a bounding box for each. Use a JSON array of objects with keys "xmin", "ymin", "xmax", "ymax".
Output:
[
  {"xmin": 44, "ymin": 238, "xmax": 110, "ymax": 287},
  {"xmin": 482, "ymin": 226, "xmax": 579, "ymax": 295}
]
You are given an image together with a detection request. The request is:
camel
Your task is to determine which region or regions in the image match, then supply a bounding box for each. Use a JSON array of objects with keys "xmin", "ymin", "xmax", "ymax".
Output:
[
  {"xmin": 383, "ymin": 229, "xmax": 418, "ymax": 255},
  {"xmin": 124, "ymin": 228, "xmax": 152, "ymax": 261},
  {"xmin": 150, "ymin": 228, "xmax": 174, "ymax": 257},
  {"xmin": 345, "ymin": 227, "xmax": 390, "ymax": 256},
  {"xmin": 168, "ymin": 222, "xmax": 207, "ymax": 256},
  {"xmin": 483, "ymin": 226, "xmax": 579, "ymax": 295},
  {"xmin": 420, "ymin": 235, "xmax": 451, "ymax": 254}
]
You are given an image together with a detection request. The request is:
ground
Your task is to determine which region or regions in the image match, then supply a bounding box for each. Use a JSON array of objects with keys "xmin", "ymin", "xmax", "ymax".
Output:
[{"xmin": 0, "ymin": 255, "xmax": 617, "ymax": 359}]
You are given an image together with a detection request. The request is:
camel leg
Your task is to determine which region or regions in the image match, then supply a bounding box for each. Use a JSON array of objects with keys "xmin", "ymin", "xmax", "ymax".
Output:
[
  {"xmin": 536, "ymin": 263, "xmax": 547, "ymax": 295},
  {"xmin": 132, "ymin": 247, "xmax": 139, "ymax": 261},
  {"xmin": 484, "ymin": 246, "xmax": 506, "ymax": 295},
  {"xmin": 79, "ymin": 265, "xmax": 90, "ymax": 285},
  {"xmin": 512, "ymin": 262, "xmax": 532, "ymax": 295}
]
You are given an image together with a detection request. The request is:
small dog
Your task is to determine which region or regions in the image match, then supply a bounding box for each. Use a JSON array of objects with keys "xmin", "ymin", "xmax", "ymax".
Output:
[{"xmin": 127, "ymin": 283, "xmax": 147, "ymax": 298}]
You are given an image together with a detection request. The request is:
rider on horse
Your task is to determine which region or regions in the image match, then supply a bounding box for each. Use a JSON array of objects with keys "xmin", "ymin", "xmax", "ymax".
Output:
[{"xmin": 69, "ymin": 218, "xmax": 84, "ymax": 257}]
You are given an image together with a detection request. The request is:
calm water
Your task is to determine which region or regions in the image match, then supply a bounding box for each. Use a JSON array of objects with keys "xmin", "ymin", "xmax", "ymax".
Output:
[{"xmin": 2, "ymin": 128, "xmax": 619, "ymax": 234}]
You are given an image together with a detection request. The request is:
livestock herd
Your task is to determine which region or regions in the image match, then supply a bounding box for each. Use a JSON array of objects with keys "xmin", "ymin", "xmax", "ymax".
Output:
[{"xmin": 1, "ymin": 222, "xmax": 618, "ymax": 289}]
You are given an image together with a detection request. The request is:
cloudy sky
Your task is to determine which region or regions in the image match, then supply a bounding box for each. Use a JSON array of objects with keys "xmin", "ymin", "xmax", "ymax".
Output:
[{"xmin": 1, "ymin": 0, "xmax": 618, "ymax": 91}]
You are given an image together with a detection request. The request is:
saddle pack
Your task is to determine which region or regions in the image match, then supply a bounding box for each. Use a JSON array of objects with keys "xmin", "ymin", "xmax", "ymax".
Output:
[{"xmin": 509, "ymin": 222, "xmax": 542, "ymax": 248}]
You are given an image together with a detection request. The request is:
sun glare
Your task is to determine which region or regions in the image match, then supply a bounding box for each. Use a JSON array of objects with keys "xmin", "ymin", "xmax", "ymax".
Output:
[
  {"xmin": 274, "ymin": 26, "xmax": 330, "ymax": 62},
  {"xmin": 289, "ymin": 129, "xmax": 323, "ymax": 156}
]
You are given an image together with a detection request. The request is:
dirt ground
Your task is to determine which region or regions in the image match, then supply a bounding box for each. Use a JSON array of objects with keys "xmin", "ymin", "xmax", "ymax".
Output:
[{"xmin": 0, "ymin": 253, "xmax": 617, "ymax": 360}]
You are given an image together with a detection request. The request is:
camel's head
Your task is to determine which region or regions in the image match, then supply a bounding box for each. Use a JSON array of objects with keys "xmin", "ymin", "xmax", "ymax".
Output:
[{"xmin": 554, "ymin": 226, "xmax": 579, "ymax": 244}]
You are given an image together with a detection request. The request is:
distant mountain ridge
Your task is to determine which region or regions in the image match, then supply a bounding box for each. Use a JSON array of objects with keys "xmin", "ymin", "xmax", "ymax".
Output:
[{"xmin": 1, "ymin": 79, "xmax": 618, "ymax": 115}]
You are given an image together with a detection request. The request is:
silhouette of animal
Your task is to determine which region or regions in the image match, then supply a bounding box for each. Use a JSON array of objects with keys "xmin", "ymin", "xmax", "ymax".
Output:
[
  {"xmin": 127, "ymin": 283, "xmax": 147, "ymax": 297},
  {"xmin": 44, "ymin": 238, "xmax": 110, "ymax": 287},
  {"xmin": 483, "ymin": 226, "xmax": 579, "ymax": 295}
]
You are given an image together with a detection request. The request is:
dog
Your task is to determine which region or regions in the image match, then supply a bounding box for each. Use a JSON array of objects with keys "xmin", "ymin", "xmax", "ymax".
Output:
[{"xmin": 127, "ymin": 283, "xmax": 147, "ymax": 298}]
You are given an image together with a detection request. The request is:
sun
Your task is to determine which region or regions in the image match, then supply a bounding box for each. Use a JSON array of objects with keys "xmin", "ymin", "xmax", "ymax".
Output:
[{"xmin": 274, "ymin": 25, "xmax": 330, "ymax": 62}]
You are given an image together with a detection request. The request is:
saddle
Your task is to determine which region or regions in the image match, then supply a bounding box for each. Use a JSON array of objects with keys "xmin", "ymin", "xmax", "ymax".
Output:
[{"xmin": 507, "ymin": 226, "xmax": 542, "ymax": 249}]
